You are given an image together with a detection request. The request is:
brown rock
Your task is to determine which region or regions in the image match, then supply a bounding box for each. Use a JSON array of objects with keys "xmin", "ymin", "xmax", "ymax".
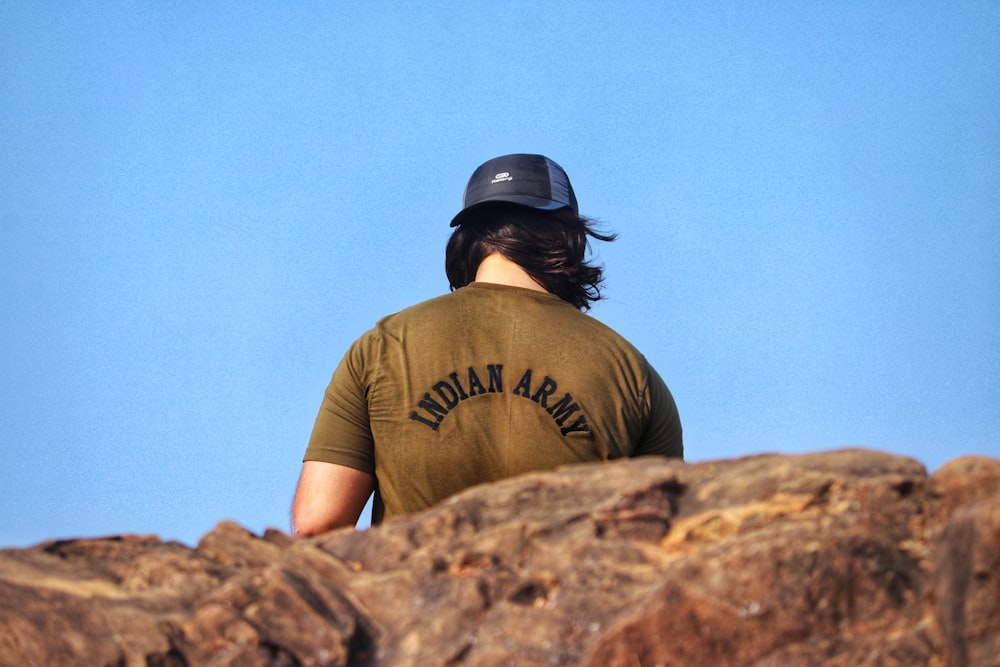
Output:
[
  {"xmin": 1, "ymin": 448, "xmax": 997, "ymax": 666},
  {"xmin": 925, "ymin": 455, "xmax": 1000, "ymax": 667}
]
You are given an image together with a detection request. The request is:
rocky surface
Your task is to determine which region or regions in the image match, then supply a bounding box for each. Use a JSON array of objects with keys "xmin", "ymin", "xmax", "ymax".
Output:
[{"xmin": 1, "ymin": 448, "xmax": 998, "ymax": 666}]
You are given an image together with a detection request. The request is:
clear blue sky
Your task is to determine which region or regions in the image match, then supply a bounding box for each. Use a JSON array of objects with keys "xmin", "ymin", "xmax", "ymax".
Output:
[{"xmin": 2, "ymin": 2, "xmax": 998, "ymax": 548}]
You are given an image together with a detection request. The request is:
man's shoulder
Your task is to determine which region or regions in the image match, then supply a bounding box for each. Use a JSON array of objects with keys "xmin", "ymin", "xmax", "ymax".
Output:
[
  {"xmin": 375, "ymin": 290, "xmax": 459, "ymax": 324},
  {"xmin": 360, "ymin": 290, "xmax": 462, "ymax": 344}
]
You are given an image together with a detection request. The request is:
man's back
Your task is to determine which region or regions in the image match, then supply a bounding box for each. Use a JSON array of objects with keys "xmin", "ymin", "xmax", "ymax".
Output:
[{"xmin": 306, "ymin": 281, "xmax": 682, "ymax": 522}]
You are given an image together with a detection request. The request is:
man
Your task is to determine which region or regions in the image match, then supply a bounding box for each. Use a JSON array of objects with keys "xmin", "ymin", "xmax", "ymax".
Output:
[{"xmin": 292, "ymin": 153, "xmax": 682, "ymax": 536}]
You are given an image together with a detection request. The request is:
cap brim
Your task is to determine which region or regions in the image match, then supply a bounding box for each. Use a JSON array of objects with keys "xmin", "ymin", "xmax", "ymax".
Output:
[{"xmin": 449, "ymin": 195, "xmax": 570, "ymax": 227}]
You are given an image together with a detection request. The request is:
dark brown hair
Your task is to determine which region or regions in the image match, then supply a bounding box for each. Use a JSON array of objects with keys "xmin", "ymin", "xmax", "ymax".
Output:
[{"xmin": 445, "ymin": 202, "xmax": 617, "ymax": 310}]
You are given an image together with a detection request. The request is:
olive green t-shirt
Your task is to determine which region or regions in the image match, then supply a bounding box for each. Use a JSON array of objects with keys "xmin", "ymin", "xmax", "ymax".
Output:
[{"xmin": 304, "ymin": 282, "xmax": 682, "ymax": 523}]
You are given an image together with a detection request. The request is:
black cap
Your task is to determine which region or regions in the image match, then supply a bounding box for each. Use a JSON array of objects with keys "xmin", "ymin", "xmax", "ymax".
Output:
[{"xmin": 450, "ymin": 153, "xmax": 578, "ymax": 227}]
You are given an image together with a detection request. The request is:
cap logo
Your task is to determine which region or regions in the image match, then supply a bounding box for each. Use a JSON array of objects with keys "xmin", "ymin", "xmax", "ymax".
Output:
[{"xmin": 491, "ymin": 172, "xmax": 513, "ymax": 184}]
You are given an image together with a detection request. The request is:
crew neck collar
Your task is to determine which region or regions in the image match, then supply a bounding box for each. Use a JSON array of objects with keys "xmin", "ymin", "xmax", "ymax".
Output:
[{"xmin": 466, "ymin": 281, "xmax": 565, "ymax": 303}]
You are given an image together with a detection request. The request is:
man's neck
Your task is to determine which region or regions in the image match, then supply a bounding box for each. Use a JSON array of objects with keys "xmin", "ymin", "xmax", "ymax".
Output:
[{"xmin": 474, "ymin": 253, "xmax": 548, "ymax": 293}]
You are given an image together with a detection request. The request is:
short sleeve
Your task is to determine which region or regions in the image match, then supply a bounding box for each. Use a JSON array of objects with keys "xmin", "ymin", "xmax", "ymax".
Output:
[
  {"xmin": 634, "ymin": 362, "xmax": 683, "ymax": 459},
  {"xmin": 302, "ymin": 332, "xmax": 377, "ymax": 474}
]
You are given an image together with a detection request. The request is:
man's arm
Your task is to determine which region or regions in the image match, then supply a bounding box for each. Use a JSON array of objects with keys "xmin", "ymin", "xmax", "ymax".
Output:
[{"xmin": 291, "ymin": 460, "xmax": 375, "ymax": 537}]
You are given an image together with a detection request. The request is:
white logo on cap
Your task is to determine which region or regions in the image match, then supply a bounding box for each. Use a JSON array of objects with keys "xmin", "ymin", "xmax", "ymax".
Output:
[{"xmin": 491, "ymin": 172, "xmax": 513, "ymax": 184}]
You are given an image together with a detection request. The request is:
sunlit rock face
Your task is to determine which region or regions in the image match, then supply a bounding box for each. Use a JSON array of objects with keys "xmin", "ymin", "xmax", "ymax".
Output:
[{"xmin": 1, "ymin": 448, "xmax": 998, "ymax": 667}]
